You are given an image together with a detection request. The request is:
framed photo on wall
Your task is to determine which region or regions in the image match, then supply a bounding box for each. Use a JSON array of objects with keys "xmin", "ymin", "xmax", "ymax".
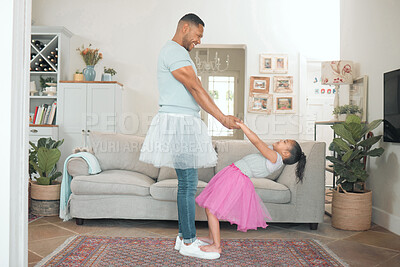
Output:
[
  {"xmin": 273, "ymin": 76, "xmax": 293, "ymax": 93},
  {"xmin": 274, "ymin": 95, "xmax": 296, "ymax": 114},
  {"xmin": 349, "ymin": 75, "xmax": 368, "ymax": 122},
  {"xmin": 250, "ymin": 76, "xmax": 270, "ymax": 94},
  {"xmin": 248, "ymin": 94, "xmax": 273, "ymax": 114},
  {"xmin": 259, "ymin": 54, "xmax": 288, "ymax": 74}
]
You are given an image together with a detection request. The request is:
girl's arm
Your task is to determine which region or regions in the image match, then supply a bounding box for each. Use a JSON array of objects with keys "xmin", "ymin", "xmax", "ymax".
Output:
[{"xmin": 237, "ymin": 122, "xmax": 278, "ymax": 163}]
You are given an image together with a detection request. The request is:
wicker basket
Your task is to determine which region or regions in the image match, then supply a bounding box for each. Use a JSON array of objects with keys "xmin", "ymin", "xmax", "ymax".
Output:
[
  {"xmin": 331, "ymin": 185, "xmax": 372, "ymax": 231},
  {"xmin": 30, "ymin": 181, "xmax": 61, "ymax": 216}
]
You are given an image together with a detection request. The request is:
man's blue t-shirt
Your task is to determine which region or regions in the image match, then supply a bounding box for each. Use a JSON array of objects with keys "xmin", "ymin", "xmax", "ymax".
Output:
[{"xmin": 158, "ymin": 40, "xmax": 200, "ymax": 116}]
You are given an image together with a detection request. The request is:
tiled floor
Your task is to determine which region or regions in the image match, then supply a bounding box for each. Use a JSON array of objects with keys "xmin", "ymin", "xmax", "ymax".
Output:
[{"xmin": 28, "ymin": 213, "xmax": 400, "ymax": 267}]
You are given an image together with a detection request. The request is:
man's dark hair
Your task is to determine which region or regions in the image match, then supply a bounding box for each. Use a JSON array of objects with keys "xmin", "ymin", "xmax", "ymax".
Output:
[{"xmin": 179, "ymin": 13, "xmax": 205, "ymax": 27}]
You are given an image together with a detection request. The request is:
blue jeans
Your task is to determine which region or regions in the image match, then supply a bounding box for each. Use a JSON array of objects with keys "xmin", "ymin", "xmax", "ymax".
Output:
[{"xmin": 176, "ymin": 168, "xmax": 198, "ymax": 244}]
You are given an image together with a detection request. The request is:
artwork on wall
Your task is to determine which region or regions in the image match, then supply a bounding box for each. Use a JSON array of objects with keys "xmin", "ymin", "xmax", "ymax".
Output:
[
  {"xmin": 250, "ymin": 76, "xmax": 270, "ymax": 94},
  {"xmin": 248, "ymin": 94, "xmax": 273, "ymax": 114},
  {"xmin": 274, "ymin": 95, "xmax": 296, "ymax": 113},
  {"xmin": 349, "ymin": 75, "xmax": 368, "ymax": 122},
  {"xmin": 273, "ymin": 76, "xmax": 293, "ymax": 93},
  {"xmin": 259, "ymin": 54, "xmax": 288, "ymax": 74}
]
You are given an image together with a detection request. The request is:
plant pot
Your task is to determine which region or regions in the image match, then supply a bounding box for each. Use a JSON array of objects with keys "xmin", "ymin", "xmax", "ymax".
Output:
[
  {"xmin": 331, "ymin": 188, "xmax": 372, "ymax": 231},
  {"xmin": 338, "ymin": 114, "xmax": 347, "ymax": 121},
  {"xmin": 101, "ymin": 73, "xmax": 112, "ymax": 81},
  {"xmin": 30, "ymin": 180, "xmax": 61, "ymax": 216},
  {"xmin": 73, "ymin": 73, "xmax": 84, "ymax": 81}
]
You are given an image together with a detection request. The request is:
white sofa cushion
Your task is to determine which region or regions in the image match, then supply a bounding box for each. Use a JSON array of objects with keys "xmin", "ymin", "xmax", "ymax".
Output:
[
  {"xmin": 158, "ymin": 167, "xmax": 215, "ymax": 183},
  {"xmin": 150, "ymin": 179, "xmax": 208, "ymax": 201},
  {"xmin": 251, "ymin": 178, "xmax": 291, "ymax": 203},
  {"xmin": 89, "ymin": 132, "xmax": 160, "ymax": 179},
  {"xmin": 71, "ymin": 170, "xmax": 155, "ymax": 196}
]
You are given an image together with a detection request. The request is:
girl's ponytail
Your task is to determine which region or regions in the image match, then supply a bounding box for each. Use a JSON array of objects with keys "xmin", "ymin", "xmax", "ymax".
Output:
[{"xmin": 283, "ymin": 141, "xmax": 307, "ymax": 182}]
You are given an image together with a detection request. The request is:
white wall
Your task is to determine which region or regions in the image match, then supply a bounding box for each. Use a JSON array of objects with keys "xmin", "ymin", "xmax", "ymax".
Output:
[
  {"xmin": 341, "ymin": 0, "xmax": 400, "ymax": 235},
  {"xmin": 32, "ymin": 0, "xmax": 339, "ymax": 138}
]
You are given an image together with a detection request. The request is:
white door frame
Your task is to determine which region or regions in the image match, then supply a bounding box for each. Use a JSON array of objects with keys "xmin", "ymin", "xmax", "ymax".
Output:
[{"xmin": 3, "ymin": 0, "xmax": 31, "ymax": 265}]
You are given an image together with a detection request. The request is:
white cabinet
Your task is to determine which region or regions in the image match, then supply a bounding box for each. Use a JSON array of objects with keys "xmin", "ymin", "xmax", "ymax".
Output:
[
  {"xmin": 29, "ymin": 126, "xmax": 59, "ymax": 144},
  {"xmin": 58, "ymin": 81, "xmax": 122, "ymax": 166}
]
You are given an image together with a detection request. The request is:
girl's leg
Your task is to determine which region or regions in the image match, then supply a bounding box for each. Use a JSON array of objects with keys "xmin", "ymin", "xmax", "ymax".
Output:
[
  {"xmin": 198, "ymin": 209, "xmax": 214, "ymax": 244},
  {"xmin": 200, "ymin": 208, "xmax": 222, "ymax": 253}
]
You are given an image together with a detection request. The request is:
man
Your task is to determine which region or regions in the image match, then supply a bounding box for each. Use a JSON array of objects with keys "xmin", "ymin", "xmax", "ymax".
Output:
[{"xmin": 139, "ymin": 13, "xmax": 240, "ymax": 260}]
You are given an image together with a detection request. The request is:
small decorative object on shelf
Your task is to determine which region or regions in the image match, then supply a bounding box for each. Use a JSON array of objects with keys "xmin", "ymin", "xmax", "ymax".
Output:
[
  {"xmin": 30, "ymin": 81, "xmax": 38, "ymax": 96},
  {"xmin": 73, "ymin": 69, "xmax": 84, "ymax": 81},
  {"xmin": 39, "ymin": 75, "xmax": 56, "ymax": 94},
  {"xmin": 77, "ymin": 44, "xmax": 103, "ymax": 81},
  {"xmin": 102, "ymin": 67, "xmax": 117, "ymax": 81}
]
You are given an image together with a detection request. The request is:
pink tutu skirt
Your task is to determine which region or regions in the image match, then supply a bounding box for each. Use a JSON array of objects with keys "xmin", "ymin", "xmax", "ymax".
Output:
[{"xmin": 195, "ymin": 164, "xmax": 272, "ymax": 232}]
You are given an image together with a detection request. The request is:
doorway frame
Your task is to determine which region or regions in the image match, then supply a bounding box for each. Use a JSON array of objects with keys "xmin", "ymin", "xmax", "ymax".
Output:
[{"xmin": 8, "ymin": 0, "xmax": 31, "ymax": 265}]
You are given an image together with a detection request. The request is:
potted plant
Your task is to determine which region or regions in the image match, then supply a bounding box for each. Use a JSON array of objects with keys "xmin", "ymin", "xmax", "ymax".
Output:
[
  {"xmin": 29, "ymin": 137, "xmax": 64, "ymax": 216},
  {"xmin": 333, "ymin": 104, "xmax": 362, "ymax": 121},
  {"xmin": 39, "ymin": 76, "xmax": 56, "ymax": 96},
  {"xmin": 102, "ymin": 67, "xmax": 117, "ymax": 81},
  {"xmin": 326, "ymin": 115, "xmax": 384, "ymax": 230},
  {"xmin": 76, "ymin": 44, "xmax": 103, "ymax": 81},
  {"xmin": 73, "ymin": 69, "xmax": 84, "ymax": 81}
]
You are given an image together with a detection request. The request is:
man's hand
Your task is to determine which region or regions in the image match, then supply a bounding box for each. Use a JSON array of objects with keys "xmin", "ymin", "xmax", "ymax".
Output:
[{"xmin": 220, "ymin": 115, "xmax": 242, "ymax": 129}]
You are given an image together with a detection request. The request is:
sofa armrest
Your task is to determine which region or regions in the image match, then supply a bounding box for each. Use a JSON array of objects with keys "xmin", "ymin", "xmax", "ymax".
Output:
[
  {"xmin": 67, "ymin": 158, "xmax": 90, "ymax": 177},
  {"xmin": 276, "ymin": 142, "xmax": 326, "ymax": 222}
]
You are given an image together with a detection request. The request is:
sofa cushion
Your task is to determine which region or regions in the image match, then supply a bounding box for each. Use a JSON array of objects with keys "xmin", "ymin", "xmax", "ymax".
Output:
[
  {"xmin": 89, "ymin": 132, "xmax": 160, "ymax": 179},
  {"xmin": 251, "ymin": 178, "xmax": 291, "ymax": 204},
  {"xmin": 158, "ymin": 167, "xmax": 215, "ymax": 183},
  {"xmin": 150, "ymin": 179, "xmax": 208, "ymax": 201},
  {"xmin": 71, "ymin": 170, "xmax": 155, "ymax": 196}
]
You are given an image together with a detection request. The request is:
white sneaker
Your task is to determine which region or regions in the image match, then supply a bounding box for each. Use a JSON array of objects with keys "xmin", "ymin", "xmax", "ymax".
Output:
[
  {"xmin": 174, "ymin": 236, "xmax": 210, "ymax": 251},
  {"xmin": 179, "ymin": 239, "xmax": 220, "ymax": 260}
]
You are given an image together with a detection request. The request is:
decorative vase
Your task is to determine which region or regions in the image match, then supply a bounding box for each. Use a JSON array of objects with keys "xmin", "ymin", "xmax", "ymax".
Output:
[
  {"xmin": 83, "ymin": 65, "xmax": 96, "ymax": 81},
  {"xmin": 73, "ymin": 73, "xmax": 85, "ymax": 81},
  {"xmin": 101, "ymin": 73, "xmax": 112, "ymax": 81}
]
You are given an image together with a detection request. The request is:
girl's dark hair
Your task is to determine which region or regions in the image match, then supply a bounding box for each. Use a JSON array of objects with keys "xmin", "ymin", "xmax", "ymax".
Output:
[
  {"xmin": 180, "ymin": 13, "xmax": 205, "ymax": 27},
  {"xmin": 282, "ymin": 141, "xmax": 307, "ymax": 182}
]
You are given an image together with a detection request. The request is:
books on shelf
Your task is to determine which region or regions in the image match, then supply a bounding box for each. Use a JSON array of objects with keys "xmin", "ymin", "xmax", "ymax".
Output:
[{"xmin": 32, "ymin": 102, "xmax": 57, "ymax": 125}]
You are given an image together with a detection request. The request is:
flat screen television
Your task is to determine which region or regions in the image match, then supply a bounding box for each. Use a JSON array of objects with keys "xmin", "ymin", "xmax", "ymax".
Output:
[{"xmin": 384, "ymin": 68, "xmax": 400, "ymax": 143}]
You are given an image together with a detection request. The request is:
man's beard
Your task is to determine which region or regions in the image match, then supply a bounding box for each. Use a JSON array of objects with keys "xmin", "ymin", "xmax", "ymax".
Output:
[{"xmin": 182, "ymin": 35, "xmax": 191, "ymax": 51}]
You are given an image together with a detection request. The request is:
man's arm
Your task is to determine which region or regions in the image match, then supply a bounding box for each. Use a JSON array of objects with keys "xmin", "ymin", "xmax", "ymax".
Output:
[
  {"xmin": 237, "ymin": 122, "xmax": 278, "ymax": 163},
  {"xmin": 172, "ymin": 65, "xmax": 240, "ymax": 129}
]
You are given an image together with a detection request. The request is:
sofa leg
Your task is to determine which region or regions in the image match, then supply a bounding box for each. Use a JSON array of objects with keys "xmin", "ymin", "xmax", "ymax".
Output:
[
  {"xmin": 76, "ymin": 218, "xmax": 84, "ymax": 225},
  {"xmin": 309, "ymin": 223, "xmax": 318, "ymax": 230}
]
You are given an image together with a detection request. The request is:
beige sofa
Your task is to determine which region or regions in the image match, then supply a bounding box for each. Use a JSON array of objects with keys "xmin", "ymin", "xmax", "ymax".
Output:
[{"xmin": 66, "ymin": 132, "xmax": 326, "ymax": 230}]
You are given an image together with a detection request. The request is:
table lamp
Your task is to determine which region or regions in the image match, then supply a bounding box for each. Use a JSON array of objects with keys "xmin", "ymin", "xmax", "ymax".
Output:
[{"xmin": 321, "ymin": 61, "xmax": 353, "ymax": 109}]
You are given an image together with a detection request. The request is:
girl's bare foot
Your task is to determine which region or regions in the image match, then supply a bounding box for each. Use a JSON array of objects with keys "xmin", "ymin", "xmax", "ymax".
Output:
[
  {"xmin": 197, "ymin": 236, "xmax": 214, "ymax": 244},
  {"xmin": 200, "ymin": 244, "xmax": 221, "ymax": 253}
]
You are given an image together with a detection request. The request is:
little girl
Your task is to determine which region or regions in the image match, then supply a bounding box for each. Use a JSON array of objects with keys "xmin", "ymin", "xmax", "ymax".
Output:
[{"xmin": 195, "ymin": 121, "xmax": 307, "ymax": 255}]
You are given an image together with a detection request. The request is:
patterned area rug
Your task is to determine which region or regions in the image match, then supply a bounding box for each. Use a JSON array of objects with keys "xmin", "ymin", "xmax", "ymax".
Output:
[
  {"xmin": 29, "ymin": 211, "xmax": 42, "ymax": 223},
  {"xmin": 36, "ymin": 236, "xmax": 348, "ymax": 266}
]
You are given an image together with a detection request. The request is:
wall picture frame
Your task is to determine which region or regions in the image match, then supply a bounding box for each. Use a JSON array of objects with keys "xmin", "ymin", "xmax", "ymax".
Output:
[
  {"xmin": 273, "ymin": 76, "xmax": 293, "ymax": 93},
  {"xmin": 259, "ymin": 54, "xmax": 288, "ymax": 74},
  {"xmin": 250, "ymin": 76, "xmax": 270, "ymax": 94},
  {"xmin": 248, "ymin": 94, "xmax": 273, "ymax": 114},
  {"xmin": 274, "ymin": 95, "xmax": 296, "ymax": 113},
  {"xmin": 349, "ymin": 75, "xmax": 368, "ymax": 122}
]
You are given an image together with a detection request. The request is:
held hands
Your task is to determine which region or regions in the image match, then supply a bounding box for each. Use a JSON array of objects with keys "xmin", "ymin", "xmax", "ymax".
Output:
[{"xmin": 221, "ymin": 115, "xmax": 242, "ymax": 129}]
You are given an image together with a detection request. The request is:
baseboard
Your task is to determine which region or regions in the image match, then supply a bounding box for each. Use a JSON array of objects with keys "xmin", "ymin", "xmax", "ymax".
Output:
[{"xmin": 372, "ymin": 206, "xmax": 400, "ymax": 235}]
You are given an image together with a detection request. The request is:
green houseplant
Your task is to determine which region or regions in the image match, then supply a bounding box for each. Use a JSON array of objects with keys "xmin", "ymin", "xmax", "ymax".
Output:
[
  {"xmin": 102, "ymin": 67, "xmax": 117, "ymax": 81},
  {"xmin": 332, "ymin": 104, "xmax": 362, "ymax": 120},
  {"xmin": 29, "ymin": 137, "xmax": 64, "ymax": 216},
  {"xmin": 29, "ymin": 137, "xmax": 64, "ymax": 185},
  {"xmin": 326, "ymin": 115, "xmax": 384, "ymax": 230}
]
